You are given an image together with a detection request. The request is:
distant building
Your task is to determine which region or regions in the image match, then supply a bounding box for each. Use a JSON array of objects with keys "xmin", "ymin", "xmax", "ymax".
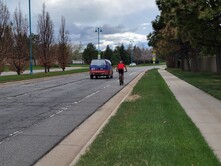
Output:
[{"xmin": 72, "ymin": 60, "xmax": 84, "ymax": 64}]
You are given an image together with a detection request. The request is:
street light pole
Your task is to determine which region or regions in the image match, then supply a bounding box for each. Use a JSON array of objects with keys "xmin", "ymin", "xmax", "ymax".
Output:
[
  {"xmin": 95, "ymin": 27, "xmax": 102, "ymax": 59},
  {"xmin": 28, "ymin": 0, "xmax": 33, "ymax": 74},
  {"xmin": 130, "ymin": 40, "xmax": 134, "ymax": 64}
]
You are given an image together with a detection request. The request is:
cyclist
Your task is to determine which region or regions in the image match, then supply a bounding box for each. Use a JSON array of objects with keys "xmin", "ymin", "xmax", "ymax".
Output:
[{"xmin": 116, "ymin": 60, "xmax": 127, "ymax": 85}]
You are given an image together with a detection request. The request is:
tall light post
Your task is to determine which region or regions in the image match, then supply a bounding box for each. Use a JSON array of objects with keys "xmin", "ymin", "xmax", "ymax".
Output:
[
  {"xmin": 28, "ymin": 0, "xmax": 33, "ymax": 74},
  {"xmin": 129, "ymin": 40, "xmax": 134, "ymax": 64},
  {"xmin": 95, "ymin": 27, "xmax": 102, "ymax": 59}
]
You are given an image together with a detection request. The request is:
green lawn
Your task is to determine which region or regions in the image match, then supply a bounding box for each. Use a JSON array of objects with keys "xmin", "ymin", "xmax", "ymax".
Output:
[
  {"xmin": 1, "ymin": 64, "xmax": 88, "ymax": 72},
  {"xmin": 69, "ymin": 64, "xmax": 89, "ymax": 67},
  {"xmin": 167, "ymin": 68, "xmax": 221, "ymax": 100},
  {"xmin": 76, "ymin": 69, "xmax": 220, "ymax": 166},
  {"xmin": 1, "ymin": 65, "xmax": 60, "ymax": 72},
  {"xmin": 0, "ymin": 68, "xmax": 88, "ymax": 84}
]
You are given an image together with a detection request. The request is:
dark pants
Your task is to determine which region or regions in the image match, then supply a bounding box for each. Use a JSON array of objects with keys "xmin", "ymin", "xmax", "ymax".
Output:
[{"xmin": 118, "ymin": 69, "xmax": 124, "ymax": 75}]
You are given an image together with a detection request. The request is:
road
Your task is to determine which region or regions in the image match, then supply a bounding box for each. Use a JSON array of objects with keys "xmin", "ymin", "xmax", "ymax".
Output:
[{"xmin": 0, "ymin": 66, "xmax": 155, "ymax": 166}]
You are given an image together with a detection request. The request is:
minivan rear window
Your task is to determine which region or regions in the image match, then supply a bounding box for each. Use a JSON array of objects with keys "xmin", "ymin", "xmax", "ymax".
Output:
[{"xmin": 91, "ymin": 59, "xmax": 106, "ymax": 66}]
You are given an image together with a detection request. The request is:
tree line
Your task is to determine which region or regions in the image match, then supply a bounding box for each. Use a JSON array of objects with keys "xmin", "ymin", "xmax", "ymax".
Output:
[
  {"xmin": 81, "ymin": 43, "xmax": 153, "ymax": 65},
  {"xmin": 148, "ymin": 0, "xmax": 221, "ymax": 74},
  {"xmin": 0, "ymin": 1, "xmax": 71, "ymax": 75}
]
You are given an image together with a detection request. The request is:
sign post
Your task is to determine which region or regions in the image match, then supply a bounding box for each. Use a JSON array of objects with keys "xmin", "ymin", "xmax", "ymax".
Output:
[{"xmin": 152, "ymin": 50, "xmax": 156, "ymax": 64}]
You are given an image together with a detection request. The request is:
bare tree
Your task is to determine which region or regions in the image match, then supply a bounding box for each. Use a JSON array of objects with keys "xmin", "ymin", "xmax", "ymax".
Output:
[
  {"xmin": 72, "ymin": 43, "xmax": 84, "ymax": 61},
  {"xmin": 0, "ymin": 1, "xmax": 11, "ymax": 74},
  {"xmin": 141, "ymin": 48, "xmax": 152, "ymax": 63},
  {"xmin": 7, "ymin": 5, "xmax": 29, "ymax": 75},
  {"xmin": 133, "ymin": 46, "xmax": 142, "ymax": 64},
  {"xmin": 57, "ymin": 16, "xmax": 70, "ymax": 71},
  {"xmin": 37, "ymin": 3, "xmax": 54, "ymax": 73}
]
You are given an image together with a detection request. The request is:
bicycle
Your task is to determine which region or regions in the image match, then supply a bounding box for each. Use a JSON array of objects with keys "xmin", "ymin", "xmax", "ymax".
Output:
[
  {"xmin": 119, "ymin": 73, "xmax": 124, "ymax": 85},
  {"xmin": 118, "ymin": 70, "xmax": 127, "ymax": 86}
]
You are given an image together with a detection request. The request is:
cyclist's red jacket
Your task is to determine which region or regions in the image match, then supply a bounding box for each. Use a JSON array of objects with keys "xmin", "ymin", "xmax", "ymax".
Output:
[{"xmin": 117, "ymin": 63, "xmax": 125, "ymax": 69}]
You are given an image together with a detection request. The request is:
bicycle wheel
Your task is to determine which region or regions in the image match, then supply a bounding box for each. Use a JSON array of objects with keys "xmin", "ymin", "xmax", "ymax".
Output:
[{"xmin": 119, "ymin": 74, "xmax": 123, "ymax": 85}]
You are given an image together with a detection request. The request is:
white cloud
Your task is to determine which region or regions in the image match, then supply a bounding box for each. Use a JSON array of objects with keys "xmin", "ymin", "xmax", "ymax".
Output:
[
  {"xmin": 3, "ymin": 0, "xmax": 159, "ymax": 49},
  {"xmin": 100, "ymin": 32, "xmax": 147, "ymax": 50}
]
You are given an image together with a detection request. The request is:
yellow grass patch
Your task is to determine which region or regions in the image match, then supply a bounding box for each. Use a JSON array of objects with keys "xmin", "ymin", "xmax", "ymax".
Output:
[{"xmin": 125, "ymin": 94, "xmax": 141, "ymax": 102}]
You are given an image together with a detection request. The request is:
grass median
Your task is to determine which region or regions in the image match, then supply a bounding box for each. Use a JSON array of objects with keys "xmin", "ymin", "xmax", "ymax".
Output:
[
  {"xmin": 167, "ymin": 68, "xmax": 221, "ymax": 100},
  {"xmin": 0, "ymin": 68, "xmax": 88, "ymax": 84},
  {"xmin": 76, "ymin": 69, "xmax": 220, "ymax": 166}
]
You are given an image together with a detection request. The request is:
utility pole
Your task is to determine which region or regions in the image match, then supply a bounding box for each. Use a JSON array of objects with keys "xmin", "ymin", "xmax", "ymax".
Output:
[
  {"xmin": 95, "ymin": 27, "xmax": 102, "ymax": 59},
  {"xmin": 28, "ymin": 0, "xmax": 33, "ymax": 74}
]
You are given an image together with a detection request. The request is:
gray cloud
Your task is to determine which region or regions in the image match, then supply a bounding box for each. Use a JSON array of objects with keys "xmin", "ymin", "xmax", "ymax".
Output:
[{"xmin": 4, "ymin": 0, "xmax": 159, "ymax": 48}]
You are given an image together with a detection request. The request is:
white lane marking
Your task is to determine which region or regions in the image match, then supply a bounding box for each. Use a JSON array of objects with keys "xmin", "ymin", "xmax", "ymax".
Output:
[
  {"xmin": 85, "ymin": 90, "xmax": 100, "ymax": 99},
  {"xmin": 56, "ymin": 110, "xmax": 63, "ymax": 114},
  {"xmin": 9, "ymin": 131, "xmax": 19, "ymax": 136},
  {"xmin": 3, "ymin": 84, "xmax": 112, "ymax": 142},
  {"xmin": 49, "ymin": 85, "xmax": 110, "ymax": 118},
  {"xmin": 50, "ymin": 114, "xmax": 55, "ymax": 118},
  {"xmin": 9, "ymin": 129, "xmax": 24, "ymax": 138},
  {"xmin": 129, "ymin": 72, "xmax": 136, "ymax": 76},
  {"xmin": 78, "ymin": 99, "xmax": 84, "ymax": 103},
  {"xmin": 7, "ymin": 97, "xmax": 15, "ymax": 99},
  {"xmin": 103, "ymin": 85, "xmax": 110, "ymax": 89}
]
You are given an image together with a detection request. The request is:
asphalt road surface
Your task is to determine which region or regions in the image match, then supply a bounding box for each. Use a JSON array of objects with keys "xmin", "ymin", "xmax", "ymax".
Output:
[{"xmin": 0, "ymin": 66, "xmax": 154, "ymax": 166}]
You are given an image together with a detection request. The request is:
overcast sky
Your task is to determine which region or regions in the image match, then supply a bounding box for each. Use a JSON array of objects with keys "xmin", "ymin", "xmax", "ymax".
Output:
[{"xmin": 4, "ymin": 0, "xmax": 159, "ymax": 50}]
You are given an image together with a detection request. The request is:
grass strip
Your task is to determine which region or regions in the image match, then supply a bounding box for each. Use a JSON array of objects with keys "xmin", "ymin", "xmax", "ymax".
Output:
[
  {"xmin": 76, "ymin": 69, "xmax": 220, "ymax": 166},
  {"xmin": 0, "ymin": 68, "xmax": 88, "ymax": 84},
  {"xmin": 167, "ymin": 68, "xmax": 221, "ymax": 100}
]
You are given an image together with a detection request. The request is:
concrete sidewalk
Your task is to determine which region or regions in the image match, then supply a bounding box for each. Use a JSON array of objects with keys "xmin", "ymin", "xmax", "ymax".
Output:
[{"xmin": 158, "ymin": 69, "xmax": 221, "ymax": 161}]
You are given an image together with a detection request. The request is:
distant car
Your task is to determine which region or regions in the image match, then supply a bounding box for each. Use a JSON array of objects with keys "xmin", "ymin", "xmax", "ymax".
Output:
[
  {"xmin": 129, "ymin": 63, "xmax": 136, "ymax": 66},
  {"xmin": 89, "ymin": 59, "xmax": 113, "ymax": 79}
]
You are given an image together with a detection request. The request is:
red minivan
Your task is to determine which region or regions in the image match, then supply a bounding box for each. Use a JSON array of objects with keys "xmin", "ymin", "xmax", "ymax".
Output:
[{"xmin": 89, "ymin": 59, "xmax": 113, "ymax": 79}]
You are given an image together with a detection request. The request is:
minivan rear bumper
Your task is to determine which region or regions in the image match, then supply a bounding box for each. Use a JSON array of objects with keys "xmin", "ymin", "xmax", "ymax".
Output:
[{"xmin": 90, "ymin": 70, "xmax": 109, "ymax": 76}]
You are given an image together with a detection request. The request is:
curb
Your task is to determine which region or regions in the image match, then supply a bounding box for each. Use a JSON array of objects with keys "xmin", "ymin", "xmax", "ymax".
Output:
[{"xmin": 35, "ymin": 72, "xmax": 145, "ymax": 166}]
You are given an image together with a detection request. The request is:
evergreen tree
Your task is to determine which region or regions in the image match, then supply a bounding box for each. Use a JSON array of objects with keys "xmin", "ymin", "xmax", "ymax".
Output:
[
  {"xmin": 82, "ymin": 43, "xmax": 98, "ymax": 64},
  {"xmin": 114, "ymin": 44, "xmax": 129, "ymax": 65},
  {"xmin": 148, "ymin": 0, "xmax": 221, "ymax": 73},
  {"xmin": 103, "ymin": 45, "xmax": 113, "ymax": 62}
]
